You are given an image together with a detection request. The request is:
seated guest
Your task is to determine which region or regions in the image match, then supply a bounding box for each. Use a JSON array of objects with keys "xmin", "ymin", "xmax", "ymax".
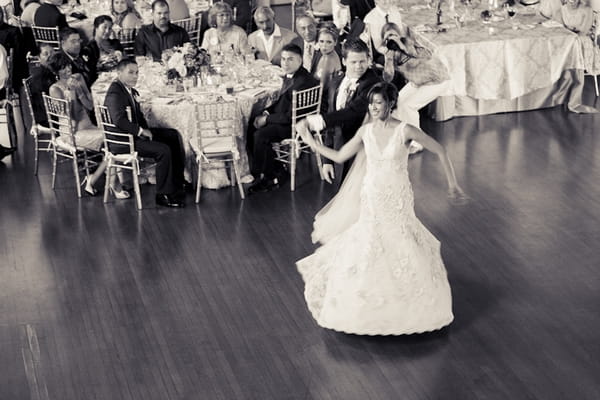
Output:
[
  {"xmin": 295, "ymin": 14, "xmax": 320, "ymax": 74},
  {"xmin": 314, "ymin": 26, "xmax": 341, "ymax": 88},
  {"xmin": 33, "ymin": 0, "xmax": 68, "ymax": 28},
  {"xmin": 29, "ymin": 43, "xmax": 57, "ymax": 127},
  {"xmin": 381, "ymin": 22, "xmax": 450, "ymax": 152},
  {"xmin": 166, "ymin": 0, "xmax": 189, "ymax": 21},
  {"xmin": 560, "ymin": 0, "xmax": 593, "ymax": 35},
  {"xmin": 104, "ymin": 58, "xmax": 186, "ymax": 207},
  {"xmin": 0, "ymin": 43, "xmax": 15, "ymax": 161},
  {"xmin": 111, "ymin": 0, "xmax": 142, "ymax": 30},
  {"xmin": 83, "ymin": 15, "xmax": 124, "ymax": 74},
  {"xmin": 361, "ymin": 0, "xmax": 403, "ymax": 64},
  {"xmin": 134, "ymin": 0, "xmax": 190, "ymax": 62},
  {"xmin": 248, "ymin": 6, "xmax": 301, "ymax": 66},
  {"xmin": 303, "ymin": 39, "xmax": 380, "ymax": 182},
  {"xmin": 60, "ymin": 27, "xmax": 96, "ymax": 87},
  {"xmin": 201, "ymin": 2, "xmax": 248, "ymax": 58},
  {"xmin": 223, "ymin": 0, "xmax": 252, "ymax": 33},
  {"xmin": 0, "ymin": 8, "xmax": 27, "ymax": 91},
  {"xmin": 248, "ymin": 44, "xmax": 319, "ymax": 193},
  {"xmin": 20, "ymin": 0, "xmax": 41, "ymax": 26},
  {"xmin": 47, "ymin": 52, "xmax": 115, "ymax": 197}
]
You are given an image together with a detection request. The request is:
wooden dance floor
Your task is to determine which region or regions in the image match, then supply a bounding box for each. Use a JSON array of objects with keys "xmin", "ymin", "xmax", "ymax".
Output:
[{"xmin": 1, "ymin": 85, "xmax": 599, "ymax": 400}]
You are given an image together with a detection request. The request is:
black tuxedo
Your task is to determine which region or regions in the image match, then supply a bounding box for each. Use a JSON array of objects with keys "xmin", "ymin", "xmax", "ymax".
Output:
[
  {"xmin": 63, "ymin": 50, "xmax": 95, "ymax": 88},
  {"xmin": 104, "ymin": 80, "xmax": 185, "ymax": 195},
  {"xmin": 33, "ymin": 4, "xmax": 68, "ymax": 28},
  {"xmin": 251, "ymin": 67, "xmax": 319, "ymax": 180},
  {"xmin": 29, "ymin": 65, "xmax": 57, "ymax": 126},
  {"xmin": 0, "ymin": 23, "xmax": 27, "ymax": 91},
  {"xmin": 321, "ymin": 68, "xmax": 381, "ymax": 176}
]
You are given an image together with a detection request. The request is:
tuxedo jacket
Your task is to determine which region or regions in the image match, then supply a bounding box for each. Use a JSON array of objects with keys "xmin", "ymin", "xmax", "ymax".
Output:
[
  {"xmin": 104, "ymin": 80, "xmax": 148, "ymax": 138},
  {"xmin": 264, "ymin": 67, "xmax": 319, "ymax": 126},
  {"xmin": 248, "ymin": 27, "xmax": 302, "ymax": 66},
  {"xmin": 322, "ymin": 68, "xmax": 381, "ymax": 146},
  {"xmin": 62, "ymin": 50, "xmax": 95, "ymax": 88},
  {"xmin": 33, "ymin": 4, "xmax": 68, "ymax": 29}
]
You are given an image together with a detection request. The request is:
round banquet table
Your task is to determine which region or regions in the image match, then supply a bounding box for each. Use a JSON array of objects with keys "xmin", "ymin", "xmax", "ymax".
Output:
[{"xmin": 92, "ymin": 59, "xmax": 283, "ymax": 189}]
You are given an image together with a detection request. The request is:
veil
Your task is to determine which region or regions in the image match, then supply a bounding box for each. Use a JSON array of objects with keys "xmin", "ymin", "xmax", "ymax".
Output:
[{"xmin": 311, "ymin": 147, "xmax": 367, "ymax": 245}]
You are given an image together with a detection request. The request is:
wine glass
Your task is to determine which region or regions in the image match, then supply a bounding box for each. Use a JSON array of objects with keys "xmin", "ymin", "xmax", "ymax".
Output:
[{"xmin": 505, "ymin": 5, "xmax": 517, "ymax": 28}]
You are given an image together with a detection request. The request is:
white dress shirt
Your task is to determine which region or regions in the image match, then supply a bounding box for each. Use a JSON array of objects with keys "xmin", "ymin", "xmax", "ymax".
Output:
[{"xmin": 257, "ymin": 24, "xmax": 282, "ymax": 61}]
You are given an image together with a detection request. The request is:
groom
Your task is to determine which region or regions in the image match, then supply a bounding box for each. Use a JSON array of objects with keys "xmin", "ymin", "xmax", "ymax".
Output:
[{"xmin": 305, "ymin": 39, "xmax": 380, "ymax": 183}]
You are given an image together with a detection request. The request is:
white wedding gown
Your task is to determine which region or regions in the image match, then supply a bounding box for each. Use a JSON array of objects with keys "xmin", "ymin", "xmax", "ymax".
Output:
[{"xmin": 296, "ymin": 122, "xmax": 453, "ymax": 335}]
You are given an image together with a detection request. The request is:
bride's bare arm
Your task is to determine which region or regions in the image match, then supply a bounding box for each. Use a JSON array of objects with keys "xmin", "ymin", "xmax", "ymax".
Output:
[
  {"xmin": 404, "ymin": 124, "xmax": 465, "ymax": 197},
  {"xmin": 298, "ymin": 120, "xmax": 364, "ymax": 164}
]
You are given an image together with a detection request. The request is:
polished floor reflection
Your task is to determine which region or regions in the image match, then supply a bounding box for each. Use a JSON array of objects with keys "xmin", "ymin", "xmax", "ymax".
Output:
[{"xmin": 1, "ymin": 88, "xmax": 599, "ymax": 399}]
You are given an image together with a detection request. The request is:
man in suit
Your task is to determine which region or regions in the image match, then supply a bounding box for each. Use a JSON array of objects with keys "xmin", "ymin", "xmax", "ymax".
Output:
[
  {"xmin": 248, "ymin": 43, "xmax": 319, "ymax": 193},
  {"xmin": 59, "ymin": 27, "xmax": 96, "ymax": 88},
  {"xmin": 304, "ymin": 39, "xmax": 380, "ymax": 183},
  {"xmin": 29, "ymin": 43, "xmax": 57, "ymax": 128},
  {"xmin": 33, "ymin": 0, "xmax": 68, "ymax": 28},
  {"xmin": 295, "ymin": 14, "xmax": 321, "ymax": 75},
  {"xmin": 104, "ymin": 59, "xmax": 186, "ymax": 207},
  {"xmin": 248, "ymin": 6, "xmax": 302, "ymax": 66},
  {"xmin": 0, "ymin": 43, "xmax": 15, "ymax": 160},
  {"xmin": 134, "ymin": 0, "xmax": 190, "ymax": 62},
  {"xmin": 0, "ymin": 7, "xmax": 27, "ymax": 92}
]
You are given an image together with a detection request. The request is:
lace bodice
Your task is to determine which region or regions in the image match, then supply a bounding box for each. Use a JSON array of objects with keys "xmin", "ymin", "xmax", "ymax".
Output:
[{"xmin": 360, "ymin": 122, "xmax": 414, "ymax": 225}]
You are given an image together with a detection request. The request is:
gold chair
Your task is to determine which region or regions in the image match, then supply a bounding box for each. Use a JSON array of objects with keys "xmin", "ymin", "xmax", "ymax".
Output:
[
  {"xmin": 23, "ymin": 77, "xmax": 53, "ymax": 175},
  {"xmin": 172, "ymin": 15, "xmax": 202, "ymax": 46},
  {"xmin": 115, "ymin": 28, "xmax": 137, "ymax": 59},
  {"xmin": 43, "ymin": 94, "xmax": 100, "ymax": 197},
  {"xmin": 95, "ymin": 105, "xmax": 144, "ymax": 209},
  {"xmin": 31, "ymin": 25, "xmax": 60, "ymax": 51},
  {"xmin": 272, "ymin": 83, "xmax": 324, "ymax": 191},
  {"xmin": 190, "ymin": 99, "xmax": 245, "ymax": 202}
]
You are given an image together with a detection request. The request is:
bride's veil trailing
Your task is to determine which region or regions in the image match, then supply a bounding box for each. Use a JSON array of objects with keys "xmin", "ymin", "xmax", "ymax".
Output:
[{"xmin": 311, "ymin": 147, "xmax": 366, "ymax": 244}]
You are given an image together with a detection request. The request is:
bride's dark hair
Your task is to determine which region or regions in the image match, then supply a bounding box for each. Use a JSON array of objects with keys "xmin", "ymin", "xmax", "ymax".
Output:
[{"xmin": 367, "ymin": 82, "xmax": 399, "ymax": 111}]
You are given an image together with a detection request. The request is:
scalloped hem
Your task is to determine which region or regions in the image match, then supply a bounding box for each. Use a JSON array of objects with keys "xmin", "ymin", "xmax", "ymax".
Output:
[{"xmin": 313, "ymin": 316, "xmax": 454, "ymax": 336}]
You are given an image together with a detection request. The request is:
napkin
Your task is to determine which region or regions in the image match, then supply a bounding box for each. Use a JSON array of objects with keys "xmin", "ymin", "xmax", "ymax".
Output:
[{"xmin": 541, "ymin": 19, "xmax": 564, "ymax": 28}]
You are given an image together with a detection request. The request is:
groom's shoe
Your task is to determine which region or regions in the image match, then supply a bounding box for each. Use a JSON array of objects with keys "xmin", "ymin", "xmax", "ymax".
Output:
[
  {"xmin": 248, "ymin": 178, "xmax": 277, "ymax": 194},
  {"xmin": 0, "ymin": 145, "xmax": 16, "ymax": 161},
  {"xmin": 155, "ymin": 194, "xmax": 185, "ymax": 208}
]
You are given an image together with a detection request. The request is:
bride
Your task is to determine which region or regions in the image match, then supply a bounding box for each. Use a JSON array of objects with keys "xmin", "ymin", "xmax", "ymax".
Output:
[{"xmin": 296, "ymin": 82, "xmax": 467, "ymax": 335}]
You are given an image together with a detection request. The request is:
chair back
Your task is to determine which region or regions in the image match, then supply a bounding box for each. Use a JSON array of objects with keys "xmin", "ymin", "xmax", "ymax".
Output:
[
  {"xmin": 42, "ymin": 94, "xmax": 76, "ymax": 148},
  {"xmin": 31, "ymin": 25, "xmax": 60, "ymax": 50},
  {"xmin": 22, "ymin": 76, "xmax": 36, "ymax": 124},
  {"xmin": 5, "ymin": 48, "xmax": 13, "ymax": 97},
  {"xmin": 116, "ymin": 28, "xmax": 137, "ymax": 58},
  {"xmin": 291, "ymin": 83, "xmax": 323, "ymax": 137},
  {"xmin": 194, "ymin": 99, "xmax": 238, "ymax": 154},
  {"xmin": 95, "ymin": 104, "xmax": 135, "ymax": 154},
  {"xmin": 172, "ymin": 15, "xmax": 202, "ymax": 46}
]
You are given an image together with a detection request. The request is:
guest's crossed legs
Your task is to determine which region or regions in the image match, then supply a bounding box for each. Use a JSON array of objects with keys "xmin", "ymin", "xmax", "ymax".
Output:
[
  {"xmin": 135, "ymin": 128, "xmax": 185, "ymax": 195},
  {"xmin": 251, "ymin": 124, "xmax": 289, "ymax": 180}
]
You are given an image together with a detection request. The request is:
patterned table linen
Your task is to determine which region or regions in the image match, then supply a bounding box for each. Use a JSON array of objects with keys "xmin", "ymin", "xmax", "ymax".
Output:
[{"xmin": 400, "ymin": 3, "xmax": 585, "ymax": 101}]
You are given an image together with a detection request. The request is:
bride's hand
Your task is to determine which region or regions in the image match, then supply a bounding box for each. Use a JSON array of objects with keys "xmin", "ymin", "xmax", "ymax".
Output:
[{"xmin": 448, "ymin": 185, "xmax": 470, "ymax": 205}]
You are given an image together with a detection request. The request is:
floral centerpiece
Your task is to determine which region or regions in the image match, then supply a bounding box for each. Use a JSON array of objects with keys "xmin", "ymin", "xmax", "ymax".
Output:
[{"xmin": 161, "ymin": 42, "xmax": 212, "ymax": 82}]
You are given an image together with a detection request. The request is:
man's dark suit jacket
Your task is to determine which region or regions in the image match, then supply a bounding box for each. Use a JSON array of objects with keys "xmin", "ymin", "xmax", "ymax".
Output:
[
  {"xmin": 62, "ymin": 50, "xmax": 95, "ymax": 87},
  {"xmin": 29, "ymin": 65, "xmax": 57, "ymax": 125},
  {"xmin": 0, "ymin": 22, "xmax": 27, "ymax": 91},
  {"xmin": 104, "ymin": 79, "xmax": 148, "ymax": 138},
  {"xmin": 264, "ymin": 66, "xmax": 319, "ymax": 126},
  {"xmin": 323, "ymin": 68, "xmax": 381, "ymax": 145},
  {"xmin": 33, "ymin": 4, "xmax": 68, "ymax": 28}
]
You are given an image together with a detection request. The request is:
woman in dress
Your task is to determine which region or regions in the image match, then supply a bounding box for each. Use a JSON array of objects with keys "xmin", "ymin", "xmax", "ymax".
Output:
[
  {"xmin": 296, "ymin": 82, "xmax": 467, "ymax": 335},
  {"xmin": 19, "ymin": 0, "xmax": 41, "ymax": 26},
  {"xmin": 83, "ymin": 15, "xmax": 124, "ymax": 75},
  {"xmin": 201, "ymin": 2, "xmax": 248, "ymax": 59},
  {"xmin": 313, "ymin": 26, "xmax": 341, "ymax": 88},
  {"xmin": 48, "ymin": 52, "xmax": 129, "ymax": 198},
  {"xmin": 111, "ymin": 0, "xmax": 142, "ymax": 30}
]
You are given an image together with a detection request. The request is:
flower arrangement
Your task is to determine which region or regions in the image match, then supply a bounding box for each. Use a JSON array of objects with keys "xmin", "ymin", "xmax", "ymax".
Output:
[{"xmin": 162, "ymin": 42, "xmax": 212, "ymax": 80}]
